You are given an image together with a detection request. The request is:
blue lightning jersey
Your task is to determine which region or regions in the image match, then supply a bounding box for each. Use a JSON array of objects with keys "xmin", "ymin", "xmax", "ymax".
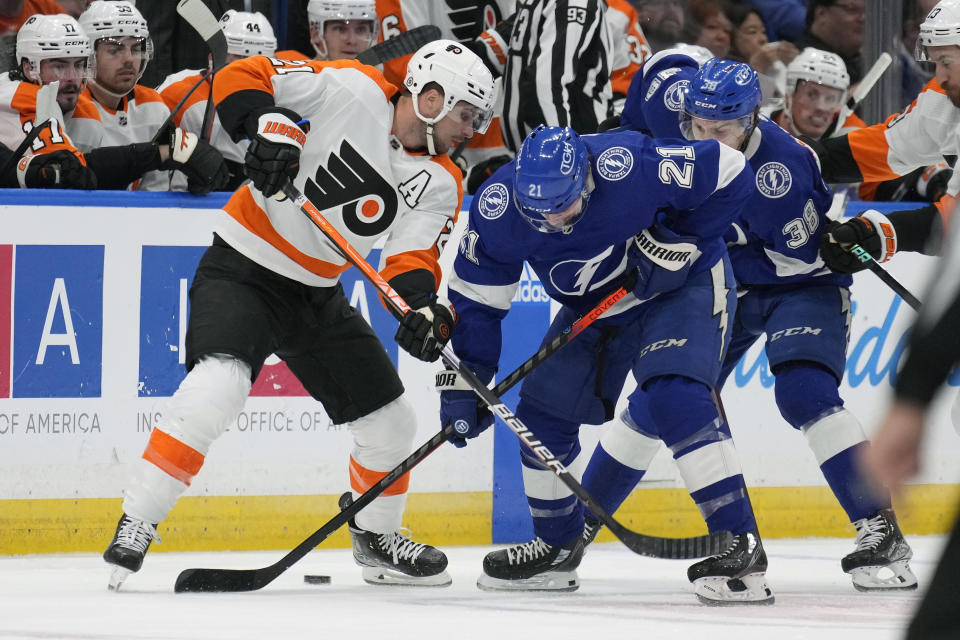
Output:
[
  {"xmin": 622, "ymin": 52, "xmax": 852, "ymax": 288},
  {"xmin": 448, "ymin": 129, "xmax": 751, "ymax": 376}
]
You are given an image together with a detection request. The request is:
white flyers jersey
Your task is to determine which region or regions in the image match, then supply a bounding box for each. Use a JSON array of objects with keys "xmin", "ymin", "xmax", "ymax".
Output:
[
  {"xmin": 846, "ymin": 79, "xmax": 960, "ymax": 194},
  {"xmin": 156, "ymin": 68, "xmax": 247, "ymax": 164},
  {"xmin": 211, "ymin": 56, "xmax": 463, "ymax": 288},
  {"xmin": 66, "ymin": 85, "xmax": 172, "ymax": 190},
  {"xmin": 0, "ymin": 75, "xmax": 80, "ymax": 157}
]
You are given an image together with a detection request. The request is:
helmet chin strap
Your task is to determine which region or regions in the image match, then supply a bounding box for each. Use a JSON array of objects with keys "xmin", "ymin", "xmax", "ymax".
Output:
[
  {"xmin": 88, "ymin": 78, "xmax": 132, "ymax": 104},
  {"xmin": 425, "ymin": 122, "xmax": 438, "ymax": 156}
]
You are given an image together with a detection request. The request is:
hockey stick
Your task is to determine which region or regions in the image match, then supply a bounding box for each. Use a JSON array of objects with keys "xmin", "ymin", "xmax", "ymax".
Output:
[
  {"xmin": 174, "ymin": 283, "xmax": 631, "ymax": 592},
  {"xmin": 149, "ymin": 70, "xmax": 211, "ymax": 144},
  {"xmin": 176, "ymin": 0, "xmax": 229, "ymax": 143},
  {"xmin": 833, "ymin": 52, "xmax": 892, "ymax": 135},
  {"xmin": 847, "ymin": 244, "xmax": 922, "ymax": 311},
  {"xmin": 285, "ymin": 183, "xmax": 729, "ymax": 557},
  {"xmin": 355, "ymin": 25, "xmax": 441, "ymax": 66},
  {"xmin": 0, "ymin": 81, "xmax": 60, "ymax": 180}
]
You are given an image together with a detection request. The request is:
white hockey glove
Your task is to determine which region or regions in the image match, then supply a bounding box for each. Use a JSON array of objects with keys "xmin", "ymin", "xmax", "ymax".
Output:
[{"xmin": 165, "ymin": 128, "xmax": 230, "ymax": 195}]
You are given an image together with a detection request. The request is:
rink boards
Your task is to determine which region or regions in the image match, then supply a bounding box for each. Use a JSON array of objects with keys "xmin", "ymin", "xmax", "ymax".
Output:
[{"xmin": 0, "ymin": 190, "xmax": 958, "ymax": 554}]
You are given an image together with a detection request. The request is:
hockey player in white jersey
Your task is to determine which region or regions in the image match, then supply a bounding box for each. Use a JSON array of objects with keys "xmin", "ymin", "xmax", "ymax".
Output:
[
  {"xmin": 308, "ymin": 0, "xmax": 378, "ymax": 61},
  {"xmin": 444, "ymin": 124, "xmax": 770, "ymax": 601},
  {"xmin": 582, "ymin": 53, "xmax": 918, "ymax": 595},
  {"xmin": 156, "ymin": 10, "xmax": 277, "ymax": 190},
  {"xmin": 67, "ymin": 1, "xmax": 229, "ymax": 193},
  {"xmin": 102, "ymin": 39, "xmax": 497, "ymax": 591}
]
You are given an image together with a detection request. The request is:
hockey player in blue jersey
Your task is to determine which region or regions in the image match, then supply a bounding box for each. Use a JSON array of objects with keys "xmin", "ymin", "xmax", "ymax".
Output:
[
  {"xmin": 580, "ymin": 54, "xmax": 918, "ymax": 594},
  {"xmin": 441, "ymin": 123, "xmax": 772, "ymax": 601}
]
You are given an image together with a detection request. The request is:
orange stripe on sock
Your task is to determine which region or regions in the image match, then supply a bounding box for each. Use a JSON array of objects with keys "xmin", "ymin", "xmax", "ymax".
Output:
[
  {"xmin": 142, "ymin": 428, "xmax": 205, "ymax": 486},
  {"xmin": 349, "ymin": 456, "xmax": 409, "ymax": 496}
]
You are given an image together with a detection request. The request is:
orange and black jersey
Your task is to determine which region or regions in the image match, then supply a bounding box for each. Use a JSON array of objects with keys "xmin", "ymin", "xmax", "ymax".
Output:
[{"xmin": 213, "ymin": 56, "xmax": 462, "ymax": 300}]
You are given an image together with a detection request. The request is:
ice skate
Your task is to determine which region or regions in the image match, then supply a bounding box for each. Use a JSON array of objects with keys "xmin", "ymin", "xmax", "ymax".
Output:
[
  {"xmin": 687, "ymin": 530, "xmax": 774, "ymax": 605},
  {"xmin": 103, "ymin": 514, "xmax": 160, "ymax": 591},
  {"xmin": 842, "ymin": 509, "xmax": 918, "ymax": 592},
  {"xmin": 478, "ymin": 536, "xmax": 584, "ymax": 592},
  {"xmin": 349, "ymin": 523, "xmax": 451, "ymax": 587},
  {"xmin": 582, "ymin": 518, "xmax": 603, "ymax": 549}
]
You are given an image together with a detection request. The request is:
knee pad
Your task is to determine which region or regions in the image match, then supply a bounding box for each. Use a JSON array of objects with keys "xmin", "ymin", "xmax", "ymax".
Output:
[
  {"xmin": 773, "ymin": 362, "xmax": 842, "ymax": 429},
  {"xmin": 346, "ymin": 394, "xmax": 417, "ymax": 473},
  {"xmin": 156, "ymin": 354, "xmax": 252, "ymax": 453},
  {"xmin": 599, "ymin": 408, "xmax": 661, "ymax": 471},
  {"xmin": 644, "ymin": 375, "xmax": 718, "ymax": 447},
  {"xmin": 802, "ymin": 407, "xmax": 866, "ymax": 465}
]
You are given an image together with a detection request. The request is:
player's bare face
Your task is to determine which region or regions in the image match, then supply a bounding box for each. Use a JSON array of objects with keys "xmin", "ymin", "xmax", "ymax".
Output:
[
  {"xmin": 37, "ymin": 57, "xmax": 87, "ymax": 112},
  {"xmin": 430, "ymin": 101, "xmax": 480, "ymax": 154},
  {"xmin": 790, "ymin": 81, "xmax": 844, "ymax": 138},
  {"xmin": 690, "ymin": 117, "xmax": 747, "ymax": 150},
  {"xmin": 320, "ymin": 20, "xmax": 374, "ymax": 60},
  {"xmin": 929, "ymin": 45, "xmax": 960, "ymax": 108},
  {"xmin": 94, "ymin": 37, "xmax": 147, "ymax": 95}
]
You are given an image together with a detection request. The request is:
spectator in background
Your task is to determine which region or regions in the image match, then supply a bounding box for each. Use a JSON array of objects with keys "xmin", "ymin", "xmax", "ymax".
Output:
[
  {"xmin": 745, "ymin": 0, "xmax": 805, "ymax": 43},
  {"xmin": 688, "ymin": 0, "xmax": 731, "ymax": 58},
  {"xmin": 726, "ymin": 4, "xmax": 798, "ymax": 110},
  {"xmin": 0, "ymin": 0, "xmax": 67, "ymax": 70},
  {"xmin": 902, "ymin": 0, "xmax": 937, "ymax": 106},
  {"xmin": 56, "ymin": 0, "xmax": 83, "ymax": 17},
  {"xmin": 635, "ymin": 0, "xmax": 686, "ymax": 53},
  {"xmin": 796, "ymin": 0, "xmax": 865, "ymax": 85}
]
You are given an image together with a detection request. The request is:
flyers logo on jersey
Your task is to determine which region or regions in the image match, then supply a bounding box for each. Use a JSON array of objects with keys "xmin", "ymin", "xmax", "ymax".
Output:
[{"xmin": 304, "ymin": 139, "xmax": 398, "ymax": 237}]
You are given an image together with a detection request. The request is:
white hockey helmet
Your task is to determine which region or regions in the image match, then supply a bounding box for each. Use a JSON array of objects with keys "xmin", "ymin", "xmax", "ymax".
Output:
[
  {"xmin": 307, "ymin": 0, "xmax": 378, "ymax": 58},
  {"xmin": 219, "ymin": 10, "xmax": 277, "ymax": 58},
  {"xmin": 786, "ymin": 47, "xmax": 850, "ymax": 95},
  {"xmin": 668, "ymin": 43, "xmax": 714, "ymax": 67},
  {"xmin": 16, "ymin": 13, "xmax": 93, "ymax": 83},
  {"xmin": 917, "ymin": 0, "xmax": 960, "ymax": 60},
  {"xmin": 404, "ymin": 39, "xmax": 498, "ymax": 135},
  {"xmin": 79, "ymin": 1, "xmax": 153, "ymax": 67}
]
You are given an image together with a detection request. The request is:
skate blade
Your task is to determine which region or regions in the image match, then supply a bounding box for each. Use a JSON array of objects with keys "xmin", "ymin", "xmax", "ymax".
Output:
[
  {"xmin": 693, "ymin": 572, "xmax": 775, "ymax": 606},
  {"xmin": 476, "ymin": 570, "xmax": 579, "ymax": 592},
  {"xmin": 361, "ymin": 566, "xmax": 452, "ymax": 587},
  {"xmin": 849, "ymin": 561, "xmax": 918, "ymax": 591},
  {"xmin": 107, "ymin": 566, "xmax": 133, "ymax": 592}
]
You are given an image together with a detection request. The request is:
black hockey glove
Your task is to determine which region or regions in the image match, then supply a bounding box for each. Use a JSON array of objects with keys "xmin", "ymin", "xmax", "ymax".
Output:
[
  {"xmin": 915, "ymin": 161, "xmax": 952, "ymax": 203},
  {"xmin": 819, "ymin": 210, "xmax": 897, "ymax": 274},
  {"xmin": 243, "ymin": 107, "xmax": 307, "ymax": 199},
  {"xmin": 17, "ymin": 150, "xmax": 97, "ymax": 189},
  {"xmin": 466, "ymin": 154, "xmax": 512, "ymax": 195},
  {"xmin": 164, "ymin": 128, "xmax": 230, "ymax": 194},
  {"xmin": 395, "ymin": 300, "xmax": 455, "ymax": 362}
]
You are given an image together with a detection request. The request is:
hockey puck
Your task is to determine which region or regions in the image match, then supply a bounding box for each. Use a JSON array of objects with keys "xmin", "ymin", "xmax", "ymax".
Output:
[{"xmin": 303, "ymin": 574, "xmax": 332, "ymax": 585}]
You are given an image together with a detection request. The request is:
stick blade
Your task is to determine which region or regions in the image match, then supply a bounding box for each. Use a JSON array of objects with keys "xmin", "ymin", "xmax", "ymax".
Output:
[
  {"xmin": 176, "ymin": 0, "xmax": 228, "ymax": 69},
  {"xmin": 355, "ymin": 25, "xmax": 442, "ymax": 66},
  {"xmin": 612, "ymin": 525, "xmax": 733, "ymax": 560},
  {"xmin": 174, "ymin": 567, "xmax": 273, "ymax": 593}
]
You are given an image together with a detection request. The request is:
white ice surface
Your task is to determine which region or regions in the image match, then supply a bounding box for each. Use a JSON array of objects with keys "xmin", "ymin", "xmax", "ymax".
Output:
[{"xmin": 0, "ymin": 535, "xmax": 944, "ymax": 640}]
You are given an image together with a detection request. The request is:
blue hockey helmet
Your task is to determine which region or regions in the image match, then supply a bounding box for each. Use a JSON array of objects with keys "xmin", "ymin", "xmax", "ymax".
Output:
[
  {"xmin": 679, "ymin": 57, "xmax": 761, "ymax": 148},
  {"xmin": 513, "ymin": 125, "xmax": 590, "ymax": 234}
]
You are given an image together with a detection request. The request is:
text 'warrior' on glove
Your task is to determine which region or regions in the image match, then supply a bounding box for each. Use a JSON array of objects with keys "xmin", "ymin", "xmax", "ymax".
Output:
[
  {"xmin": 395, "ymin": 301, "xmax": 455, "ymax": 362},
  {"xmin": 629, "ymin": 224, "xmax": 701, "ymax": 301},
  {"xmin": 435, "ymin": 368, "xmax": 494, "ymax": 448},
  {"xmin": 244, "ymin": 108, "xmax": 307, "ymax": 199},
  {"xmin": 165, "ymin": 128, "xmax": 230, "ymax": 194},
  {"xmin": 819, "ymin": 209, "xmax": 897, "ymax": 274}
]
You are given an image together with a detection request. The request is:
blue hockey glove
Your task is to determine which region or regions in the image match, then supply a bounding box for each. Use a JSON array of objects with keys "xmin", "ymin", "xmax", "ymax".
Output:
[
  {"xmin": 436, "ymin": 369, "xmax": 494, "ymax": 448},
  {"xmin": 629, "ymin": 224, "xmax": 700, "ymax": 301}
]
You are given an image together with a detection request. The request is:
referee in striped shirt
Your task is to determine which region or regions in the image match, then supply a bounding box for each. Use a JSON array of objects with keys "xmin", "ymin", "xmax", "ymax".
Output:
[{"xmin": 501, "ymin": 0, "xmax": 615, "ymax": 151}]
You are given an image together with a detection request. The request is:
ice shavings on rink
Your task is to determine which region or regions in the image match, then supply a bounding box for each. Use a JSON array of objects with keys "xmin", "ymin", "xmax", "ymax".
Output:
[{"xmin": 0, "ymin": 535, "xmax": 942, "ymax": 640}]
